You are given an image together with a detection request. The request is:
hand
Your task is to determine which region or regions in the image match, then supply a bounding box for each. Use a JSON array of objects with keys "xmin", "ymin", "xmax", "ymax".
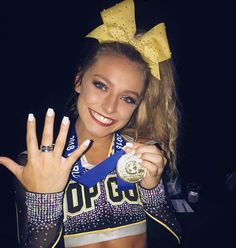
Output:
[
  {"xmin": 0, "ymin": 108, "xmax": 90, "ymax": 193},
  {"xmin": 124, "ymin": 142, "xmax": 167, "ymax": 189}
]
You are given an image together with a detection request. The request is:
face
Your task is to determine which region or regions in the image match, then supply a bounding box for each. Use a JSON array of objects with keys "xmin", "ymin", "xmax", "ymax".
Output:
[{"xmin": 75, "ymin": 54, "xmax": 145, "ymax": 139}]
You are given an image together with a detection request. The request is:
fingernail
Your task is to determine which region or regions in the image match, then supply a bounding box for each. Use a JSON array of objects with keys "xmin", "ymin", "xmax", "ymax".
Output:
[
  {"xmin": 28, "ymin": 113, "xmax": 34, "ymax": 122},
  {"xmin": 126, "ymin": 142, "xmax": 133, "ymax": 148},
  {"xmin": 137, "ymin": 158, "xmax": 143, "ymax": 163},
  {"xmin": 131, "ymin": 150, "xmax": 135, "ymax": 155},
  {"xmin": 122, "ymin": 146, "xmax": 131, "ymax": 153},
  {"xmin": 136, "ymin": 154, "xmax": 142, "ymax": 158},
  {"xmin": 47, "ymin": 108, "xmax": 54, "ymax": 117},
  {"xmin": 62, "ymin": 116, "xmax": 69, "ymax": 125},
  {"xmin": 83, "ymin": 139, "xmax": 91, "ymax": 148}
]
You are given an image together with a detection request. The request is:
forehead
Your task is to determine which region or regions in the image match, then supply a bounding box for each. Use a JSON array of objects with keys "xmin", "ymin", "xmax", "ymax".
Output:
[{"xmin": 84, "ymin": 54, "xmax": 145, "ymax": 92}]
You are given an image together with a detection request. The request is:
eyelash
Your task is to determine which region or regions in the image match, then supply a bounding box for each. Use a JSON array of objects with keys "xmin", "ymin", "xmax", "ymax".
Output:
[
  {"xmin": 92, "ymin": 81, "xmax": 137, "ymax": 105},
  {"xmin": 121, "ymin": 96, "xmax": 137, "ymax": 105},
  {"xmin": 93, "ymin": 81, "xmax": 107, "ymax": 91}
]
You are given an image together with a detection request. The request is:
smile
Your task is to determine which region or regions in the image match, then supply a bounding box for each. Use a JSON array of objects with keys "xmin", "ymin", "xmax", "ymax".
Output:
[{"xmin": 89, "ymin": 108, "xmax": 116, "ymax": 126}]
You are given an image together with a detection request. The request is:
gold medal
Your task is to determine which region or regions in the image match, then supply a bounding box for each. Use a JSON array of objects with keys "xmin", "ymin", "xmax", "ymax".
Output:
[{"xmin": 116, "ymin": 153, "xmax": 145, "ymax": 183}]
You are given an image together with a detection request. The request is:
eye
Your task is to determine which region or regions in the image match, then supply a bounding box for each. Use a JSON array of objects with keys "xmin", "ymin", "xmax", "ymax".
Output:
[
  {"xmin": 121, "ymin": 96, "xmax": 137, "ymax": 105},
  {"xmin": 93, "ymin": 81, "xmax": 107, "ymax": 91}
]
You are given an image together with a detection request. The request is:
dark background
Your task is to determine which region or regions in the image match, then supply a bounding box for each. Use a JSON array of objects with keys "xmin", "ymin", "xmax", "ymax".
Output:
[{"xmin": 0, "ymin": 0, "xmax": 234, "ymax": 247}]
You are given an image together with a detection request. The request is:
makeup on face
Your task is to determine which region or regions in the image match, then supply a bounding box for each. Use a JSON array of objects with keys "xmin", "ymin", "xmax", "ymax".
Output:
[{"xmin": 75, "ymin": 55, "xmax": 145, "ymax": 139}]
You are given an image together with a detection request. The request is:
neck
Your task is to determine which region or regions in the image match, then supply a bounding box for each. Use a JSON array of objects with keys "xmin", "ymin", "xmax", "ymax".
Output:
[
  {"xmin": 75, "ymin": 118, "xmax": 113, "ymax": 164},
  {"xmin": 75, "ymin": 118, "xmax": 113, "ymax": 144}
]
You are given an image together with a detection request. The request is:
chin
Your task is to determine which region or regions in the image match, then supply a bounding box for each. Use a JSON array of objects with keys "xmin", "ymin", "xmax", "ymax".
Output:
[{"xmin": 86, "ymin": 124, "xmax": 123, "ymax": 139}]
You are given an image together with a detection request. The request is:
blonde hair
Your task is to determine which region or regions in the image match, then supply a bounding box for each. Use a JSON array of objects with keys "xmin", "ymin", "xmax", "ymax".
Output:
[
  {"xmin": 69, "ymin": 41, "xmax": 180, "ymax": 180},
  {"xmin": 123, "ymin": 60, "xmax": 180, "ymax": 180}
]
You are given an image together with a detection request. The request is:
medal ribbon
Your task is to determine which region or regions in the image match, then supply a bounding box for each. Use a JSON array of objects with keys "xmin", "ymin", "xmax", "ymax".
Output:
[{"xmin": 63, "ymin": 125, "xmax": 134, "ymax": 190}]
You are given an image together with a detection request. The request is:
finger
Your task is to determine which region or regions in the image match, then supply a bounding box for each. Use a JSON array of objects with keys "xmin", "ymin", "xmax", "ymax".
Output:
[
  {"xmin": 26, "ymin": 113, "xmax": 38, "ymax": 157},
  {"xmin": 124, "ymin": 142, "xmax": 142, "ymax": 150},
  {"xmin": 54, "ymin": 116, "xmax": 70, "ymax": 157},
  {"xmin": 135, "ymin": 144, "xmax": 162, "ymax": 156},
  {"xmin": 0, "ymin": 156, "xmax": 23, "ymax": 177},
  {"xmin": 124, "ymin": 142, "xmax": 162, "ymax": 156},
  {"xmin": 141, "ymin": 160, "xmax": 164, "ymax": 177},
  {"xmin": 65, "ymin": 139, "xmax": 91, "ymax": 169},
  {"xmin": 140, "ymin": 152, "xmax": 165, "ymax": 167},
  {"xmin": 41, "ymin": 108, "xmax": 55, "ymax": 147}
]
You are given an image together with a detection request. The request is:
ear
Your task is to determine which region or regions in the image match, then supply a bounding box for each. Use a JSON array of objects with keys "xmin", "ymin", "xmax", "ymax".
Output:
[
  {"xmin": 75, "ymin": 82, "xmax": 81, "ymax": 94},
  {"xmin": 74, "ymin": 73, "xmax": 82, "ymax": 93}
]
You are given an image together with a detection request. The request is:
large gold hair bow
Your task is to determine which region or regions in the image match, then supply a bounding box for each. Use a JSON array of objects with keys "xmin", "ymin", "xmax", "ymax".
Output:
[{"xmin": 86, "ymin": 0, "xmax": 171, "ymax": 80}]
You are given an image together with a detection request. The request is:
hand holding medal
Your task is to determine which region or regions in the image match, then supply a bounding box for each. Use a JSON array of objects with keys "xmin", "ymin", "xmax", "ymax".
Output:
[
  {"xmin": 121, "ymin": 142, "xmax": 167, "ymax": 189},
  {"xmin": 117, "ymin": 149, "xmax": 145, "ymax": 184}
]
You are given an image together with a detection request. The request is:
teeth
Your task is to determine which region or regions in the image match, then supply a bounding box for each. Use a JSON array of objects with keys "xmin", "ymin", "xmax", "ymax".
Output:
[{"xmin": 92, "ymin": 111, "xmax": 113, "ymax": 124}]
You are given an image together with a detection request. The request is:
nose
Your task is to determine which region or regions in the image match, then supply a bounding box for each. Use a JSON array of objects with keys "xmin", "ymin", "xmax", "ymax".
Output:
[{"xmin": 101, "ymin": 93, "xmax": 118, "ymax": 114}]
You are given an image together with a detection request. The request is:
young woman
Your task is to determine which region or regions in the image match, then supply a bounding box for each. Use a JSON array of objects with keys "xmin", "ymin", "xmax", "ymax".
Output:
[{"xmin": 0, "ymin": 0, "xmax": 181, "ymax": 247}]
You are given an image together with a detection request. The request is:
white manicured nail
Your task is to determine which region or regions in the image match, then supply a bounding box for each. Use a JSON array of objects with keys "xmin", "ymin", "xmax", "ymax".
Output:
[
  {"xmin": 131, "ymin": 150, "xmax": 135, "ymax": 155},
  {"xmin": 28, "ymin": 113, "xmax": 34, "ymax": 122},
  {"xmin": 83, "ymin": 139, "xmax": 91, "ymax": 147},
  {"xmin": 62, "ymin": 116, "xmax": 69, "ymax": 125},
  {"xmin": 126, "ymin": 142, "xmax": 133, "ymax": 148},
  {"xmin": 122, "ymin": 146, "xmax": 130, "ymax": 152},
  {"xmin": 47, "ymin": 108, "xmax": 54, "ymax": 117},
  {"xmin": 137, "ymin": 158, "xmax": 143, "ymax": 163}
]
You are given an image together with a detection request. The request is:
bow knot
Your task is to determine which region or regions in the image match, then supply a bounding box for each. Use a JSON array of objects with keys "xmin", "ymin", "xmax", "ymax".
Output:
[{"xmin": 86, "ymin": 0, "xmax": 171, "ymax": 79}]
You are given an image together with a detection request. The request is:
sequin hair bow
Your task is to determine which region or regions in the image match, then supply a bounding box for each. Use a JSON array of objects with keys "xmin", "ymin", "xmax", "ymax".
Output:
[{"xmin": 86, "ymin": 0, "xmax": 171, "ymax": 80}]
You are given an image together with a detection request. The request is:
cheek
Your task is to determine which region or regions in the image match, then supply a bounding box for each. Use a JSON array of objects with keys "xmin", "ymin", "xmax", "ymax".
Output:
[
  {"xmin": 118, "ymin": 104, "xmax": 137, "ymax": 122},
  {"xmin": 79, "ymin": 87, "xmax": 100, "ymax": 105}
]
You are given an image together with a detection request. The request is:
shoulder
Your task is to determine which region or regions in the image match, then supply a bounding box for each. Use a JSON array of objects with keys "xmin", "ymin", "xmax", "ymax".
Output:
[
  {"xmin": 121, "ymin": 134, "xmax": 135, "ymax": 143},
  {"xmin": 122, "ymin": 134, "xmax": 157, "ymax": 144},
  {"xmin": 137, "ymin": 137, "xmax": 158, "ymax": 145},
  {"xmin": 122, "ymin": 134, "xmax": 162, "ymax": 150}
]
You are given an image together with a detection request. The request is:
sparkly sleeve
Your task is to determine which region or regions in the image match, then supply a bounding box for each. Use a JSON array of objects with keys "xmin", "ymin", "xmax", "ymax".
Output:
[
  {"xmin": 138, "ymin": 179, "xmax": 182, "ymax": 244},
  {"xmin": 14, "ymin": 152, "xmax": 65, "ymax": 247},
  {"xmin": 15, "ymin": 184, "xmax": 65, "ymax": 248}
]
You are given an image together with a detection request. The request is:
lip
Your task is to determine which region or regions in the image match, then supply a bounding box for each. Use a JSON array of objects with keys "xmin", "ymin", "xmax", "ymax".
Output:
[{"xmin": 88, "ymin": 108, "xmax": 117, "ymax": 127}]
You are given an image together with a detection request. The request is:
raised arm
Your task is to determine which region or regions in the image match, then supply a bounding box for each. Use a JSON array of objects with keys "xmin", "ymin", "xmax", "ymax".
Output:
[
  {"xmin": 124, "ymin": 142, "xmax": 181, "ymax": 244},
  {"xmin": 14, "ymin": 176, "xmax": 65, "ymax": 248},
  {"xmin": 0, "ymin": 108, "xmax": 90, "ymax": 247}
]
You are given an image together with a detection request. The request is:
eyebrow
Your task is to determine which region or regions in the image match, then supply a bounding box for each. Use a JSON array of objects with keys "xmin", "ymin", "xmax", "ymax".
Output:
[{"xmin": 93, "ymin": 74, "xmax": 141, "ymax": 98}]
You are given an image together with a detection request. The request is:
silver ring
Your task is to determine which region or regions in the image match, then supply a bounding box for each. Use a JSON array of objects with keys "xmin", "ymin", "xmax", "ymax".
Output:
[{"xmin": 40, "ymin": 145, "xmax": 54, "ymax": 152}]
